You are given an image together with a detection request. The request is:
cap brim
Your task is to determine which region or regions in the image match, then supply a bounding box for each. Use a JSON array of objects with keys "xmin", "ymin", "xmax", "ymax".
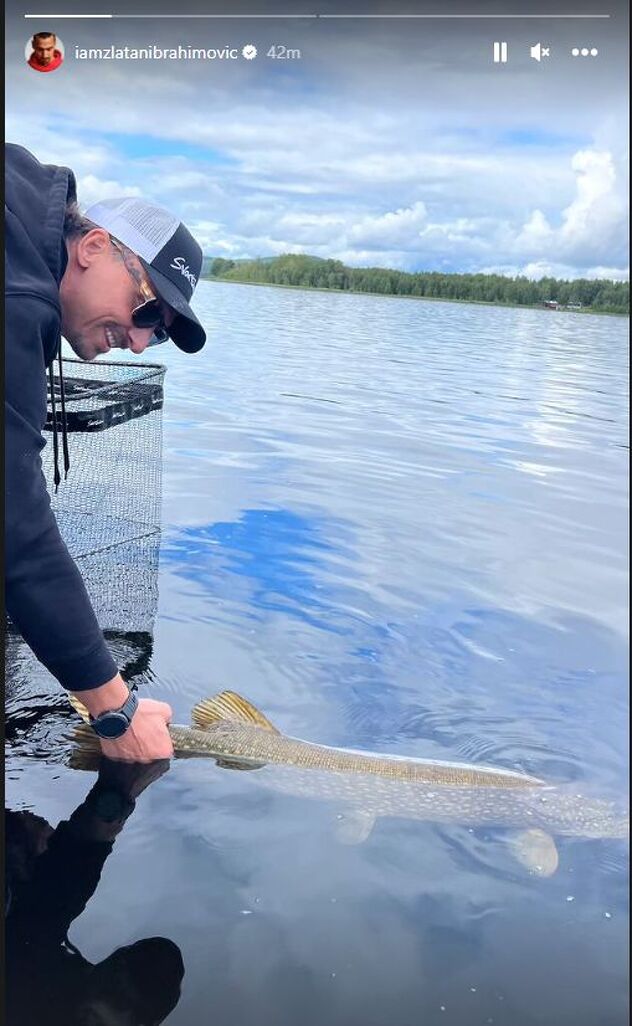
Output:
[{"xmin": 140, "ymin": 259, "xmax": 206, "ymax": 354}]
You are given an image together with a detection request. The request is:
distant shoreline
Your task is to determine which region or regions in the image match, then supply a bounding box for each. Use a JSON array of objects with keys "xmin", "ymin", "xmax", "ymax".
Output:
[{"xmin": 202, "ymin": 276, "xmax": 629, "ymax": 318}]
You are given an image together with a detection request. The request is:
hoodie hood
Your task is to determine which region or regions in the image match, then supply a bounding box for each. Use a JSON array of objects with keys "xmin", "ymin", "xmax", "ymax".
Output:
[
  {"xmin": 4, "ymin": 143, "xmax": 119, "ymax": 694},
  {"xmin": 5, "ymin": 142, "xmax": 76, "ymax": 315},
  {"xmin": 5, "ymin": 143, "xmax": 77, "ymax": 490}
]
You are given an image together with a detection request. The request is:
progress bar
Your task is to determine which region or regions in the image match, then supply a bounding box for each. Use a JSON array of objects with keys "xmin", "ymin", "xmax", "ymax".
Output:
[
  {"xmin": 313, "ymin": 11, "xmax": 611, "ymax": 16},
  {"xmin": 25, "ymin": 11, "xmax": 113, "ymax": 15},
  {"xmin": 24, "ymin": 12, "xmax": 612, "ymax": 19}
]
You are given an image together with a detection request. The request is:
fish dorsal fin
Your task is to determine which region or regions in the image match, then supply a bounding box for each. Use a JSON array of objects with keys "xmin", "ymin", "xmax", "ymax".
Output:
[
  {"xmin": 191, "ymin": 691, "xmax": 280, "ymax": 734},
  {"xmin": 68, "ymin": 694, "xmax": 91, "ymax": 723}
]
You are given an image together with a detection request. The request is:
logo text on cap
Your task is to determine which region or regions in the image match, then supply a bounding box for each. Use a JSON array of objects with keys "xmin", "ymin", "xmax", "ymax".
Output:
[{"xmin": 170, "ymin": 256, "xmax": 197, "ymax": 289}]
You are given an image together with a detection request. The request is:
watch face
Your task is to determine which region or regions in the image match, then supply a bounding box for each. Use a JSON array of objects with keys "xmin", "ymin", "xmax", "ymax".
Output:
[{"xmin": 95, "ymin": 712, "xmax": 130, "ymax": 739}]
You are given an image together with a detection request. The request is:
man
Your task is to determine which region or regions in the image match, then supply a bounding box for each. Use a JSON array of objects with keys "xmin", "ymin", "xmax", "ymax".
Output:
[
  {"xmin": 27, "ymin": 32, "xmax": 64, "ymax": 73},
  {"xmin": 5, "ymin": 142, "xmax": 207, "ymax": 762}
]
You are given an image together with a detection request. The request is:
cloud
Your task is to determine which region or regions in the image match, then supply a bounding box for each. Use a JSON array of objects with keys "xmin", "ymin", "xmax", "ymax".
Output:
[
  {"xmin": 480, "ymin": 260, "xmax": 630, "ymax": 282},
  {"xmin": 5, "ymin": 114, "xmax": 114, "ymax": 176},
  {"xmin": 347, "ymin": 202, "xmax": 428, "ymax": 247},
  {"xmin": 183, "ymin": 219, "xmax": 238, "ymax": 254},
  {"xmin": 559, "ymin": 150, "xmax": 627, "ymax": 261},
  {"xmin": 514, "ymin": 148, "xmax": 629, "ymax": 272},
  {"xmin": 78, "ymin": 174, "xmax": 142, "ymax": 206},
  {"xmin": 186, "ymin": 156, "xmax": 628, "ymax": 278}
]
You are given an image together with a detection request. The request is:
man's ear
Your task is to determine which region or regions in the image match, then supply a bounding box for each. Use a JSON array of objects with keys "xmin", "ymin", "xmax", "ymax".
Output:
[{"xmin": 75, "ymin": 228, "xmax": 111, "ymax": 269}]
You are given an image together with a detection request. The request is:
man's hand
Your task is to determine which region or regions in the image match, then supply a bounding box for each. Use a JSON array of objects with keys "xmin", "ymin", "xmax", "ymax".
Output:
[
  {"xmin": 71, "ymin": 673, "xmax": 174, "ymax": 763},
  {"xmin": 99, "ymin": 698, "xmax": 174, "ymax": 762}
]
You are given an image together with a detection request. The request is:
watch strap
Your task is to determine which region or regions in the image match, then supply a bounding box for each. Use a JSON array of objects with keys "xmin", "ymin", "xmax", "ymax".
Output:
[{"xmin": 90, "ymin": 683, "xmax": 139, "ymax": 738}]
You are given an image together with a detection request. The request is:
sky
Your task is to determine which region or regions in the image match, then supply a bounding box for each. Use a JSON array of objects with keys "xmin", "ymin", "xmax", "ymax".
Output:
[{"xmin": 5, "ymin": 0, "xmax": 630, "ymax": 280}]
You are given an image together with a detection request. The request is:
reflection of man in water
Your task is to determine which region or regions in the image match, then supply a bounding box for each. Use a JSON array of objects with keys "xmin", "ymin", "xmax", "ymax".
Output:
[
  {"xmin": 28, "ymin": 32, "xmax": 64, "ymax": 72},
  {"xmin": 5, "ymin": 760, "xmax": 184, "ymax": 1026}
]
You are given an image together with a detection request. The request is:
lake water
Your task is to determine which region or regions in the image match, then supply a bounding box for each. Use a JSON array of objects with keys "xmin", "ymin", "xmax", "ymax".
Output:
[{"xmin": 5, "ymin": 283, "xmax": 629, "ymax": 1026}]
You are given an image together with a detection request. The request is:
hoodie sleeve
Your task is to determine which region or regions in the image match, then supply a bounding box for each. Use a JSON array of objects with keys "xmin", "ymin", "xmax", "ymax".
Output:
[{"xmin": 4, "ymin": 295, "xmax": 118, "ymax": 691}]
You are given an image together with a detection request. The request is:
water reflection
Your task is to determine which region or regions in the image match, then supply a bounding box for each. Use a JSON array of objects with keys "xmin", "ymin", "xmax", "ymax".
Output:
[
  {"xmin": 161, "ymin": 507, "xmax": 350, "ymax": 632},
  {"xmin": 5, "ymin": 760, "xmax": 183, "ymax": 1026}
]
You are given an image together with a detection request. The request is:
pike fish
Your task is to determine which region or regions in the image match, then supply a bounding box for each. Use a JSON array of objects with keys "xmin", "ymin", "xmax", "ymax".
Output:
[{"xmin": 69, "ymin": 690, "xmax": 628, "ymax": 876}]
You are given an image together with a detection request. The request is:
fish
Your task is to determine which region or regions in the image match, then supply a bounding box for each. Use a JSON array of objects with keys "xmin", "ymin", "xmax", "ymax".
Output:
[{"xmin": 68, "ymin": 690, "xmax": 628, "ymax": 876}]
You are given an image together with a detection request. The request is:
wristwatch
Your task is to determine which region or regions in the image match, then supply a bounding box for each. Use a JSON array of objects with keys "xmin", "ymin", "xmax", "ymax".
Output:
[{"xmin": 89, "ymin": 683, "xmax": 139, "ymax": 739}]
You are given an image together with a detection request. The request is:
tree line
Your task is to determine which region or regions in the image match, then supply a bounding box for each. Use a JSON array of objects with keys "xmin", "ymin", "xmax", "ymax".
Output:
[{"xmin": 203, "ymin": 254, "xmax": 629, "ymax": 314}]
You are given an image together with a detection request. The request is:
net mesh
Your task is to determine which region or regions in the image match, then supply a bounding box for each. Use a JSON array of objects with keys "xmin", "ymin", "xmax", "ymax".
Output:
[{"xmin": 41, "ymin": 357, "xmax": 166, "ymax": 633}]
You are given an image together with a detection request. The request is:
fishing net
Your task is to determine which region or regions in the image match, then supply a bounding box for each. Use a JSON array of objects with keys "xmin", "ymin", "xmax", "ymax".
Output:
[{"xmin": 41, "ymin": 356, "xmax": 166, "ymax": 634}]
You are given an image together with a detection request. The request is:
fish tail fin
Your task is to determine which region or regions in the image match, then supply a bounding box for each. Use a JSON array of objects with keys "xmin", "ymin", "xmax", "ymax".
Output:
[
  {"xmin": 68, "ymin": 724, "xmax": 102, "ymax": 772},
  {"xmin": 191, "ymin": 691, "xmax": 280, "ymax": 734}
]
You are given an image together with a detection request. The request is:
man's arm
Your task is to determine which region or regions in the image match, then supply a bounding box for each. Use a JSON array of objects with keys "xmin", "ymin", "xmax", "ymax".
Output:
[
  {"xmin": 4, "ymin": 297, "xmax": 172, "ymax": 760},
  {"xmin": 4, "ymin": 297, "xmax": 119, "ymax": 690}
]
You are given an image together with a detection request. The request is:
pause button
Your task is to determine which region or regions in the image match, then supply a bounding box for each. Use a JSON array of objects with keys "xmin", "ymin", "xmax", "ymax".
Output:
[{"xmin": 493, "ymin": 41, "xmax": 508, "ymax": 63}]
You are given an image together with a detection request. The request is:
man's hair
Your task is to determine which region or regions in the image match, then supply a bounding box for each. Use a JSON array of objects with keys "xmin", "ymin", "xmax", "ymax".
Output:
[
  {"xmin": 33, "ymin": 32, "xmax": 56, "ymax": 43},
  {"xmin": 63, "ymin": 201, "xmax": 138, "ymax": 264},
  {"xmin": 63, "ymin": 201, "xmax": 101, "ymax": 241}
]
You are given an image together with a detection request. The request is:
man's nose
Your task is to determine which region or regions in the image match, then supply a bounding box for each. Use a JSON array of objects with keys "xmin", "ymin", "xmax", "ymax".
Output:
[{"xmin": 127, "ymin": 327, "xmax": 154, "ymax": 354}]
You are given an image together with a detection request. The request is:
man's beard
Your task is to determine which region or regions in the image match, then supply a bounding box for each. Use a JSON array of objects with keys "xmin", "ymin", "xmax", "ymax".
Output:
[{"xmin": 64, "ymin": 332, "xmax": 100, "ymax": 362}]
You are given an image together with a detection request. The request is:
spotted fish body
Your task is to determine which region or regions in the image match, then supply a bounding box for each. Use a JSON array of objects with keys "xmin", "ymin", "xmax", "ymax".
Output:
[
  {"xmin": 243, "ymin": 763, "xmax": 628, "ymax": 840},
  {"xmin": 167, "ymin": 723, "xmax": 543, "ymax": 788},
  {"xmin": 69, "ymin": 691, "xmax": 628, "ymax": 873}
]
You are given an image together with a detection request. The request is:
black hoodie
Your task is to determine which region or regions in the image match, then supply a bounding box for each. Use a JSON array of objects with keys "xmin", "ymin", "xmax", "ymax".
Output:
[{"xmin": 4, "ymin": 143, "xmax": 117, "ymax": 691}]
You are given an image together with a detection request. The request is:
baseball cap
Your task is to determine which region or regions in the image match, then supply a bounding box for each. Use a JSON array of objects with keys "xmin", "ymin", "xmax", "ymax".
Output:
[{"xmin": 83, "ymin": 197, "xmax": 207, "ymax": 353}]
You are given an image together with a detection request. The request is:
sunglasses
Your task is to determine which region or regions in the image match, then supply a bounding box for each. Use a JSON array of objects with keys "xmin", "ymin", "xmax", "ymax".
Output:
[
  {"xmin": 110, "ymin": 237, "xmax": 170, "ymax": 345},
  {"xmin": 134, "ymin": 300, "xmax": 170, "ymax": 346}
]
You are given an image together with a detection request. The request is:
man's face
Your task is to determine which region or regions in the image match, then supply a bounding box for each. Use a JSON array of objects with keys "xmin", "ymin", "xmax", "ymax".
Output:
[
  {"xmin": 60, "ymin": 229, "xmax": 173, "ymax": 361},
  {"xmin": 32, "ymin": 36, "xmax": 56, "ymax": 65}
]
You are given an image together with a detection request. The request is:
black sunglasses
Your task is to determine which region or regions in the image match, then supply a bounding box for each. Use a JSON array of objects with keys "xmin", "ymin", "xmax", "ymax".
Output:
[
  {"xmin": 110, "ymin": 237, "xmax": 170, "ymax": 345},
  {"xmin": 132, "ymin": 300, "xmax": 170, "ymax": 345}
]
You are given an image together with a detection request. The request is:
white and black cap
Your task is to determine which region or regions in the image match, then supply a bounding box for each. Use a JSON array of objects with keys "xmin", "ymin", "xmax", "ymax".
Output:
[{"xmin": 83, "ymin": 197, "xmax": 206, "ymax": 353}]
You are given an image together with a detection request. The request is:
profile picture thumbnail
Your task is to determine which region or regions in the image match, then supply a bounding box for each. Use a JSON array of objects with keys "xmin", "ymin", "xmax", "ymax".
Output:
[{"xmin": 26, "ymin": 32, "xmax": 65, "ymax": 73}]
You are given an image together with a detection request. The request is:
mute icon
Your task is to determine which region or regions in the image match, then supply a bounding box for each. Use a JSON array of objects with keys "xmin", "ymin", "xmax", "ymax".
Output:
[{"xmin": 530, "ymin": 42, "xmax": 550, "ymax": 61}]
